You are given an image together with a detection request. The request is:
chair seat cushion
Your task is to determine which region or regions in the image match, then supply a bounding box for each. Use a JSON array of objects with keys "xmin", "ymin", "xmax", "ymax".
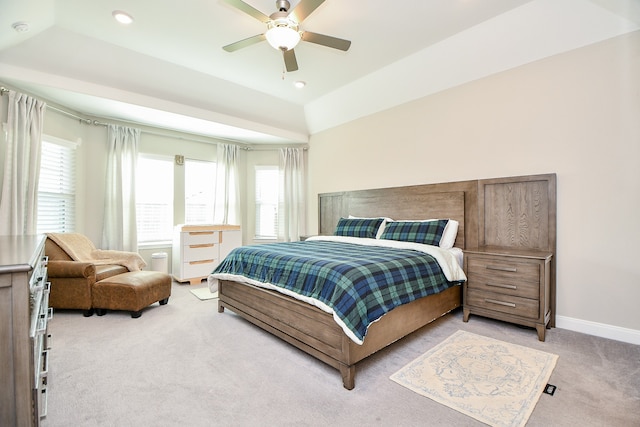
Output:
[{"xmin": 92, "ymin": 271, "xmax": 172, "ymax": 314}]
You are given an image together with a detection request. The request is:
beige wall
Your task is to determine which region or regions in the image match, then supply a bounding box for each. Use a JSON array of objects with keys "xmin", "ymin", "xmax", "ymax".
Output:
[{"xmin": 308, "ymin": 31, "xmax": 640, "ymax": 337}]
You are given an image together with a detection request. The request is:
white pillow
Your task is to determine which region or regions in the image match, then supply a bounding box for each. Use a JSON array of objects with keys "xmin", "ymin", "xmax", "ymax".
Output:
[{"xmin": 440, "ymin": 220, "xmax": 459, "ymax": 249}]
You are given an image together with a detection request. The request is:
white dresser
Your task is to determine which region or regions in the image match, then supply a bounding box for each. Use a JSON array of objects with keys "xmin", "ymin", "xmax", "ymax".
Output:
[{"xmin": 172, "ymin": 225, "xmax": 242, "ymax": 285}]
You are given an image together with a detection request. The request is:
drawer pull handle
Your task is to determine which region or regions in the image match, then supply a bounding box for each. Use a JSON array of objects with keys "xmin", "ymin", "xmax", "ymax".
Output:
[
  {"xmin": 189, "ymin": 231, "xmax": 214, "ymax": 236},
  {"xmin": 486, "ymin": 264, "xmax": 517, "ymax": 273},
  {"xmin": 189, "ymin": 259, "xmax": 214, "ymax": 265},
  {"xmin": 40, "ymin": 386, "xmax": 48, "ymax": 418},
  {"xmin": 189, "ymin": 243, "xmax": 214, "ymax": 249},
  {"xmin": 486, "ymin": 282, "xmax": 517, "ymax": 290},
  {"xmin": 485, "ymin": 298, "xmax": 516, "ymax": 308},
  {"xmin": 40, "ymin": 349, "xmax": 50, "ymax": 377}
]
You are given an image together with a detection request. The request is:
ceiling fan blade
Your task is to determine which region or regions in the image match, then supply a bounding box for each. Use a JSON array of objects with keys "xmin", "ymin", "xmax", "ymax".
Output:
[
  {"xmin": 283, "ymin": 49, "xmax": 299, "ymax": 72},
  {"xmin": 289, "ymin": 0, "xmax": 325, "ymax": 24},
  {"xmin": 223, "ymin": 34, "xmax": 266, "ymax": 52},
  {"xmin": 302, "ymin": 31, "xmax": 351, "ymax": 51},
  {"xmin": 222, "ymin": 0, "xmax": 270, "ymax": 23}
]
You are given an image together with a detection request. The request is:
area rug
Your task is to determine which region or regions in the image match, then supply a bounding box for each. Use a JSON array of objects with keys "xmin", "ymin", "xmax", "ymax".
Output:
[
  {"xmin": 190, "ymin": 288, "xmax": 218, "ymax": 300},
  {"xmin": 390, "ymin": 330, "xmax": 558, "ymax": 427}
]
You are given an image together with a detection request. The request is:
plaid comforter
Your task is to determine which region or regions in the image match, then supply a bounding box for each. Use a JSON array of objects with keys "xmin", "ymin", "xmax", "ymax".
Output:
[{"xmin": 210, "ymin": 236, "xmax": 465, "ymax": 344}]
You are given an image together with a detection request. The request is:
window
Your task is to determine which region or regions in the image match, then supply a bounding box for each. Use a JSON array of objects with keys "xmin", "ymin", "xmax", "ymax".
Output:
[
  {"xmin": 185, "ymin": 159, "xmax": 216, "ymax": 224},
  {"xmin": 37, "ymin": 136, "xmax": 77, "ymax": 234},
  {"xmin": 136, "ymin": 156, "xmax": 174, "ymax": 243},
  {"xmin": 255, "ymin": 166, "xmax": 278, "ymax": 239}
]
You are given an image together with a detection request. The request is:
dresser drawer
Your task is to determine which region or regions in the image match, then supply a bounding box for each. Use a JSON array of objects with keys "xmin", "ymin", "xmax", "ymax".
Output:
[
  {"xmin": 467, "ymin": 257, "xmax": 539, "ymax": 299},
  {"xmin": 466, "ymin": 289, "xmax": 539, "ymax": 319},
  {"xmin": 183, "ymin": 243, "xmax": 217, "ymax": 262},
  {"xmin": 183, "ymin": 231, "xmax": 218, "ymax": 245},
  {"xmin": 182, "ymin": 260, "xmax": 217, "ymax": 279}
]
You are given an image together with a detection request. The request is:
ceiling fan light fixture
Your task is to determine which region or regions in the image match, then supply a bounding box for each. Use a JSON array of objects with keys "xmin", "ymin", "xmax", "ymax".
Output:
[{"xmin": 265, "ymin": 19, "xmax": 300, "ymax": 51}]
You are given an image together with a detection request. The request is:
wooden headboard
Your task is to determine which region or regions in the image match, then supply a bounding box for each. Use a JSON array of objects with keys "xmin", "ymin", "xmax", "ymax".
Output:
[
  {"xmin": 477, "ymin": 174, "xmax": 556, "ymax": 253},
  {"xmin": 318, "ymin": 173, "xmax": 556, "ymax": 255},
  {"xmin": 319, "ymin": 179, "xmax": 479, "ymax": 249}
]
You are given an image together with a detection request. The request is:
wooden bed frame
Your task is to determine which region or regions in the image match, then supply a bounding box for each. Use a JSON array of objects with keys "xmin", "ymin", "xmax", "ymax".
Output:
[{"xmin": 217, "ymin": 174, "xmax": 556, "ymax": 389}]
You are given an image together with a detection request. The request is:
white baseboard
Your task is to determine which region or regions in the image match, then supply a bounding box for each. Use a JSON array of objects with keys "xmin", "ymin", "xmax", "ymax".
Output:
[{"xmin": 556, "ymin": 316, "xmax": 640, "ymax": 346}]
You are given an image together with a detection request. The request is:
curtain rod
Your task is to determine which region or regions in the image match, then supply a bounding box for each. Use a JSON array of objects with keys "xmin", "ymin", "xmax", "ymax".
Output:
[
  {"xmin": 1, "ymin": 86, "xmax": 307, "ymax": 151},
  {"xmin": 1, "ymin": 85, "xmax": 105, "ymax": 126}
]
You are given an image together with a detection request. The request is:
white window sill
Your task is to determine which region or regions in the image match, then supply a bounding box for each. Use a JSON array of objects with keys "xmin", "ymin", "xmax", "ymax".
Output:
[{"xmin": 138, "ymin": 241, "xmax": 172, "ymax": 249}]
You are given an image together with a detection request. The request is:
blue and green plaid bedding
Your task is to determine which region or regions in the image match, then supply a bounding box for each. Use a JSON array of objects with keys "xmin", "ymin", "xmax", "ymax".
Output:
[{"xmin": 211, "ymin": 239, "xmax": 462, "ymax": 344}]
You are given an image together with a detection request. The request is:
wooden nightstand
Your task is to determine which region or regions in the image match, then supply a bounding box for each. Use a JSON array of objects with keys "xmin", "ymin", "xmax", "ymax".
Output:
[{"xmin": 463, "ymin": 247, "xmax": 553, "ymax": 341}]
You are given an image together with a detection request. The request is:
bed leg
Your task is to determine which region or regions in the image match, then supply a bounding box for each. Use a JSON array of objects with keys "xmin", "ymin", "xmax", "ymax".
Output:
[
  {"xmin": 218, "ymin": 302, "xmax": 225, "ymax": 313},
  {"xmin": 339, "ymin": 364, "xmax": 355, "ymax": 390},
  {"xmin": 463, "ymin": 308, "xmax": 470, "ymax": 322}
]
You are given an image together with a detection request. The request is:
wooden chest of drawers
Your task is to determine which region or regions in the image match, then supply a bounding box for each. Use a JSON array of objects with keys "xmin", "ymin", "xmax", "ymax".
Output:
[
  {"xmin": 463, "ymin": 247, "xmax": 552, "ymax": 341},
  {"xmin": 1, "ymin": 235, "xmax": 51, "ymax": 426}
]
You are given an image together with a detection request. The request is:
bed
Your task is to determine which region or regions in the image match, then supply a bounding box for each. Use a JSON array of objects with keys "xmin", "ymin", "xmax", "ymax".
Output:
[
  {"xmin": 208, "ymin": 174, "xmax": 556, "ymax": 389},
  {"xmin": 209, "ymin": 179, "xmax": 480, "ymax": 389}
]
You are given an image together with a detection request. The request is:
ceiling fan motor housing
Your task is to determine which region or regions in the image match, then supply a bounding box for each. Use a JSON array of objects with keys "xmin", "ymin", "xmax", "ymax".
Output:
[{"xmin": 275, "ymin": 0, "xmax": 291, "ymax": 13}]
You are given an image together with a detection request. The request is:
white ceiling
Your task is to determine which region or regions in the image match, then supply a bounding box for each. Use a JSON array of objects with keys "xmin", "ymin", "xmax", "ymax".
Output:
[{"xmin": 1, "ymin": 0, "xmax": 638, "ymax": 144}]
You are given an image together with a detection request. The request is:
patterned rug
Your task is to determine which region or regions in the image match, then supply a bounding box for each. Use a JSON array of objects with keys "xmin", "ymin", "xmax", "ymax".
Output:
[
  {"xmin": 190, "ymin": 288, "xmax": 218, "ymax": 300},
  {"xmin": 390, "ymin": 330, "xmax": 558, "ymax": 427}
]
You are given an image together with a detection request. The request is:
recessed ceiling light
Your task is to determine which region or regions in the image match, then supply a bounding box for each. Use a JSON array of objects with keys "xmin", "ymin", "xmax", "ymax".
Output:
[
  {"xmin": 293, "ymin": 81, "xmax": 306, "ymax": 89},
  {"xmin": 112, "ymin": 10, "xmax": 134, "ymax": 25}
]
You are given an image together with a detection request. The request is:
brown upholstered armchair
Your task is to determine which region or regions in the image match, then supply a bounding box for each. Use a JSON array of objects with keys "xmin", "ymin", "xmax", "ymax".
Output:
[{"xmin": 45, "ymin": 236, "xmax": 129, "ymax": 316}]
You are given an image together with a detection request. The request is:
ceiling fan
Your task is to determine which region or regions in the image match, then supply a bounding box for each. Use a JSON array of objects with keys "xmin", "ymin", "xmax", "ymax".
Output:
[{"xmin": 222, "ymin": 0, "xmax": 351, "ymax": 72}]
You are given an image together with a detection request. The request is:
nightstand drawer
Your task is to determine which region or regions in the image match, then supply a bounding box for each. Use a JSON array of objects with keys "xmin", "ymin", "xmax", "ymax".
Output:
[
  {"xmin": 467, "ymin": 257, "xmax": 539, "ymax": 283},
  {"xmin": 466, "ymin": 289, "xmax": 539, "ymax": 319},
  {"xmin": 467, "ymin": 258, "xmax": 539, "ymax": 299}
]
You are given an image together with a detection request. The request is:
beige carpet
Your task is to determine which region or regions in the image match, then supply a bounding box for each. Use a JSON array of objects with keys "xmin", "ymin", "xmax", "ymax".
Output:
[
  {"xmin": 189, "ymin": 287, "xmax": 218, "ymax": 300},
  {"xmin": 390, "ymin": 330, "xmax": 558, "ymax": 427}
]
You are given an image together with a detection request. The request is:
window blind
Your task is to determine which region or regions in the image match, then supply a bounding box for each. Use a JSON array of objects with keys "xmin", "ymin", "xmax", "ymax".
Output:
[
  {"xmin": 37, "ymin": 139, "xmax": 77, "ymax": 234},
  {"xmin": 185, "ymin": 159, "xmax": 216, "ymax": 224},
  {"xmin": 136, "ymin": 156, "xmax": 174, "ymax": 243},
  {"xmin": 255, "ymin": 166, "xmax": 278, "ymax": 239}
]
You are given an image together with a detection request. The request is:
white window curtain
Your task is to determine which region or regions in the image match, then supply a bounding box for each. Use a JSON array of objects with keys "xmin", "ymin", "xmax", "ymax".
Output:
[
  {"xmin": 278, "ymin": 147, "xmax": 306, "ymax": 242},
  {"xmin": 0, "ymin": 90, "xmax": 46, "ymax": 235},
  {"xmin": 102, "ymin": 124, "xmax": 140, "ymax": 251},
  {"xmin": 213, "ymin": 143, "xmax": 240, "ymax": 225}
]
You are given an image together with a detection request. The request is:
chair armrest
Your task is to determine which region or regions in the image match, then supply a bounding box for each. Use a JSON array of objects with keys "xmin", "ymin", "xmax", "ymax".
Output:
[{"xmin": 47, "ymin": 260, "xmax": 96, "ymax": 279}]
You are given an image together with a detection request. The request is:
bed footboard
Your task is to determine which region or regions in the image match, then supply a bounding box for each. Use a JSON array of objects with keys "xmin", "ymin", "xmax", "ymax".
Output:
[{"xmin": 217, "ymin": 279, "xmax": 461, "ymax": 389}]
